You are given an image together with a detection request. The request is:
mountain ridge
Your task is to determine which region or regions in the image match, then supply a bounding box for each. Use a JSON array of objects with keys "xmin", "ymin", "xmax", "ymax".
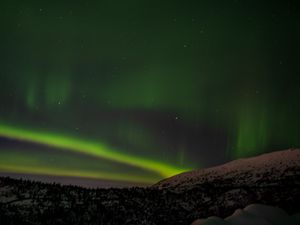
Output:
[{"xmin": 153, "ymin": 148, "xmax": 300, "ymax": 191}]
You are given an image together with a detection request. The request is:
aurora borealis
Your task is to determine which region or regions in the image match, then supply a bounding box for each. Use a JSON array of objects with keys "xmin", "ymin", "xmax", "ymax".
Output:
[{"xmin": 0, "ymin": 0, "xmax": 299, "ymax": 186}]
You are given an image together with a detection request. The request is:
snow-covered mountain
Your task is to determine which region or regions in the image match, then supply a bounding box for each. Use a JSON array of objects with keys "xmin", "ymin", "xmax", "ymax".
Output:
[{"xmin": 154, "ymin": 148, "xmax": 300, "ymax": 191}]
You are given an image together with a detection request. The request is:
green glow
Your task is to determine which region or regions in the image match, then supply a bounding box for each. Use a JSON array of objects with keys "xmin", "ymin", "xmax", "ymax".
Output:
[
  {"xmin": 0, "ymin": 149, "xmax": 161, "ymax": 184},
  {"xmin": 0, "ymin": 123, "xmax": 189, "ymax": 178},
  {"xmin": 0, "ymin": 0, "xmax": 298, "ymax": 185},
  {"xmin": 26, "ymin": 82, "xmax": 37, "ymax": 110},
  {"xmin": 0, "ymin": 148, "xmax": 160, "ymax": 176},
  {"xmin": 234, "ymin": 105, "xmax": 269, "ymax": 158},
  {"xmin": 24, "ymin": 71, "xmax": 39, "ymax": 110},
  {"xmin": 0, "ymin": 164, "xmax": 156, "ymax": 184},
  {"xmin": 45, "ymin": 73, "xmax": 71, "ymax": 107},
  {"xmin": 101, "ymin": 68, "xmax": 202, "ymax": 115}
]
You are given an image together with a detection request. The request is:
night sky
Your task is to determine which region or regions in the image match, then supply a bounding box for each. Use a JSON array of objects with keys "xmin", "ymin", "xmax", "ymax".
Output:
[{"xmin": 0, "ymin": 0, "xmax": 299, "ymax": 187}]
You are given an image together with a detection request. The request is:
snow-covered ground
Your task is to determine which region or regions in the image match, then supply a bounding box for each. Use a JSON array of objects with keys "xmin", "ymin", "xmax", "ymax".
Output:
[{"xmin": 191, "ymin": 204, "xmax": 300, "ymax": 225}]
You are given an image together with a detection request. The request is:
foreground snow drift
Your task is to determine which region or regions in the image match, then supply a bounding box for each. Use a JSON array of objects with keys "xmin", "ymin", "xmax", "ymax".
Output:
[{"xmin": 191, "ymin": 204, "xmax": 300, "ymax": 225}]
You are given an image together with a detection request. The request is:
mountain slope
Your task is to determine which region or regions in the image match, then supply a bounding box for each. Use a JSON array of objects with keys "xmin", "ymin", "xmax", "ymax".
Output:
[{"xmin": 154, "ymin": 148, "xmax": 300, "ymax": 190}]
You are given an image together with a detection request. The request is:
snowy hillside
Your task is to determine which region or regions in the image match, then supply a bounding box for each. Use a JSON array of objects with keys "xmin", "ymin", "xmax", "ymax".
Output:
[{"xmin": 154, "ymin": 149, "xmax": 300, "ymax": 190}]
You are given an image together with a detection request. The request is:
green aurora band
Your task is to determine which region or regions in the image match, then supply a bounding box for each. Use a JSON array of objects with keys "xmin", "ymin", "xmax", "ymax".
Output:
[
  {"xmin": 0, "ymin": 0, "xmax": 299, "ymax": 186},
  {"xmin": 0, "ymin": 123, "xmax": 189, "ymax": 181},
  {"xmin": 0, "ymin": 163, "xmax": 157, "ymax": 185}
]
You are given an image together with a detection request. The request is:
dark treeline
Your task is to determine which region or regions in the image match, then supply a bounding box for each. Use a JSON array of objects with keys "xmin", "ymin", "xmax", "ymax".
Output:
[{"xmin": 0, "ymin": 176, "xmax": 299, "ymax": 225}]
